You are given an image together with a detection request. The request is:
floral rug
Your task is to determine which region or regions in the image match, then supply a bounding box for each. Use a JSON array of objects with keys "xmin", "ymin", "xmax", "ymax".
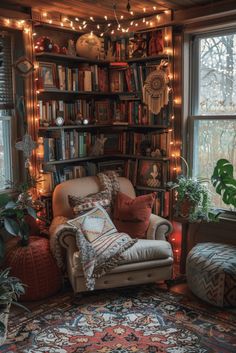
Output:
[{"xmin": 2, "ymin": 284, "xmax": 236, "ymax": 353}]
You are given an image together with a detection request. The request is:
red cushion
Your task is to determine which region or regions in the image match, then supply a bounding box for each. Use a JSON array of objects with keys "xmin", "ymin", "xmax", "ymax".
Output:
[{"xmin": 113, "ymin": 192, "xmax": 156, "ymax": 238}]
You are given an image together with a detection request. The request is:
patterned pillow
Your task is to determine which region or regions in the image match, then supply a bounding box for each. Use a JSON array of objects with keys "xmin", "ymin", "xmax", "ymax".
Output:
[
  {"xmin": 67, "ymin": 205, "xmax": 137, "ymax": 290},
  {"xmin": 68, "ymin": 190, "xmax": 111, "ymax": 215}
]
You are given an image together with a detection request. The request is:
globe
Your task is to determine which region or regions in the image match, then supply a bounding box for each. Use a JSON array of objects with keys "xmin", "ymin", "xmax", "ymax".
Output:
[{"xmin": 76, "ymin": 33, "xmax": 101, "ymax": 59}]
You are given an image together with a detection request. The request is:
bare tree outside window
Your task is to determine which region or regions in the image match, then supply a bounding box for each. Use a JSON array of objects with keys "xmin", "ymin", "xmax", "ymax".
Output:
[{"xmin": 191, "ymin": 32, "xmax": 236, "ymax": 210}]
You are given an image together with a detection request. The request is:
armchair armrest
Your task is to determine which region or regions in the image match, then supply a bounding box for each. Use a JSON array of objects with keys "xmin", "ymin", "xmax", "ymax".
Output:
[
  {"xmin": 146, "ymin": 213, "xmax": 173, "ymax": 241},
  {"xmin": 49, "ymin": 216, "xmax": 76, "ymax": 249}
]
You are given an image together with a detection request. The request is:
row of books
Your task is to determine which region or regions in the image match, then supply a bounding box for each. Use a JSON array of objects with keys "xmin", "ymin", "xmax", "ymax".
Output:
[
  {"xmin": 57, "ymin": 64, "xmax": 109, "ymax": 92},
  {"xmin": 41, "ymin": 130, "xmax": 171, "ymax": 163},
  {"xmin": 42, "ymin": 131, "xmax": 89, "ymax": 162},
  {"xmin": 38, "ymin": 99, "xmax": 92, "ymax": 125}
]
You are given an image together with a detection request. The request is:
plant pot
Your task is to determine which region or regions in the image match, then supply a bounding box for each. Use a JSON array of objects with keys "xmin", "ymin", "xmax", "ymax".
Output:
[
  {"xmin": 0, "ymin": 304, "xmax": 10, "ymax": 346},
  {"xmin": 178, "ymin": 198, "xmax": 195, "ymax": 218}
]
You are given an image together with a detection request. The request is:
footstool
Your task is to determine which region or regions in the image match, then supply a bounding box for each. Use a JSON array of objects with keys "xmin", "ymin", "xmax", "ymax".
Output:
[{"xmin": 186, "ymin": 242, "xmax": 236, "ymax": 307}]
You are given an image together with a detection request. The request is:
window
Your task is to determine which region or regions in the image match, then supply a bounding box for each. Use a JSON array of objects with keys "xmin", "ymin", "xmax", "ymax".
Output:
[
  {"xmin": 190, "ymin": 30, "xmax": 236, "ymax": 209},
  {"xmin": 0, "ymin": 33, "xmax": 14, "ymax": 190}
]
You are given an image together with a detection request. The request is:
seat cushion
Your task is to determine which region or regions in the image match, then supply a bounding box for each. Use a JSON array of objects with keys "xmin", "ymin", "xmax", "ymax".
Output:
[
  {"xmin": 113, "ymin": 192, "xmax": 156, "ymax": 238},
  {"xmin": 120, "ymin": 239, "xmax": 173, "ymax": 264},
  {"xmin": 72, "ymin": 239, "xmax": 173, "ymax": 273}
]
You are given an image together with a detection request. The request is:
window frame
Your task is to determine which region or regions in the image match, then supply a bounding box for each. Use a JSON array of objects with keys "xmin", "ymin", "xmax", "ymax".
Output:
[
  {"xmin": 188, "ymin": 29, "xmax": 236, "ymax": 210},
  {"xmin": 0, "ymin": 31, "xmax": 18, "ymax": 192}
]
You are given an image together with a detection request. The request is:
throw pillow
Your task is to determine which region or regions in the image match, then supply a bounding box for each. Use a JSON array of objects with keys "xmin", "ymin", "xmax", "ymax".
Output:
[
  {"xmin": 68, "ymin": 190, "xmax": 111, "ymax": 216},
  {"xmin": 67, "ymin": 205, "xmax": 136, "ymax": 290},
  {"xmin": 113, "ymin": 191, "xmax": 156, "ymax": 238}
]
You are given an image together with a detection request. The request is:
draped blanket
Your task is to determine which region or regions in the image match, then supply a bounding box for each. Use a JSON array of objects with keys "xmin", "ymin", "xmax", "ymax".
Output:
[{"xmin": 50, "ymin": 172, "xmax": 137, "ymax": 290}]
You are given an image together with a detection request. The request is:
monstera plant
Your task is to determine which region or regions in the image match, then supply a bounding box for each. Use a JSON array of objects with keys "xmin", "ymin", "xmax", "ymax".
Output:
[{"xmin": 211, "ymin": 159, "xmax": 236, "ymax": 210}]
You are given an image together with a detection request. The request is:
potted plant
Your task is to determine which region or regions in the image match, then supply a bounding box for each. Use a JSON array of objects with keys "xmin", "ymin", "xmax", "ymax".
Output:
[
  {"xmin": 0, "ymin": 268, "xmax": 28, "ymax": 345},
  {"xmin": 211, "ymin": 159, "xmax": 236, "ymax": 212},
  {"xmin": 0, "ymin": 175, "xmax": 43, "ymax": 261},
  {"xmin": 168, "ymin": 157, "xmax": 217, "ymax": 222}
]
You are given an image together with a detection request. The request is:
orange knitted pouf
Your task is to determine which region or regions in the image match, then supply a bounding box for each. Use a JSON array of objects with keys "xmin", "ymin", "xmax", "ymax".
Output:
[{"xmin": 5, "ymin": 236, "xmax": 62, "ymax": 302}]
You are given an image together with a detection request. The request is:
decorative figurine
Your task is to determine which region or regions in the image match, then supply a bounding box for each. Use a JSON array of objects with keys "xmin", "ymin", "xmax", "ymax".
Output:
[
  {"xmin": 68, "ymin": 39, "xmax": 76, "ymax": 56},
  {"xmin": 89, "ymin": 134, "xmax": 107, "ymax": 156}
]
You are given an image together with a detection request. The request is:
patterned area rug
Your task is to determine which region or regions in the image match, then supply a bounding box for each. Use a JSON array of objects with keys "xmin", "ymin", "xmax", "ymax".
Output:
[{"xmin": 2, "ymin": 285, "xmax": 236, "ymax": 353}]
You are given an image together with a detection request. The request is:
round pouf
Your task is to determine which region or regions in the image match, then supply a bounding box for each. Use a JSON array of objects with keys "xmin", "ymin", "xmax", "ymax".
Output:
[
  {"xmin": 5, "ymin": 236, "xmax": 62, "ymax": 302},
  {"xmin": 186, "ymin": 242, "xmax": 236, "ymax": 307}
]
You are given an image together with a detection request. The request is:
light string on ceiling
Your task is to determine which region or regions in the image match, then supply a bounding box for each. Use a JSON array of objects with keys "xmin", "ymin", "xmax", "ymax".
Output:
[{"xmin": 31, "ymin": 6, "xmax": 171, "ymax": 37}]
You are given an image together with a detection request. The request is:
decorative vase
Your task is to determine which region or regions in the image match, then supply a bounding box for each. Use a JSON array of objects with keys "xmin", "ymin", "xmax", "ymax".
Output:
[
  {"xmin": 0, "ymin": 304, "xmax": 10, "ymax": 345},
  {"xmin": 5, "ymin": 236, "xmax": 61, "ymax": 302},
  {"xmin": 76, "ymin": 33, "xmax": 101, "ymax": 59}
]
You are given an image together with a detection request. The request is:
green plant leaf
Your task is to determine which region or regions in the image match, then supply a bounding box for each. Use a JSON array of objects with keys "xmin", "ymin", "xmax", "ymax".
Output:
[
  {"xmin": 27, "ymin": 207, "xmax": 37, "ymax": 219},
  {"xmin": 4, "ymin": 218, "xmax": 19, "ymax": 236},
  {"xmin": 211, "ymin": 159, "xmax": 236, "ymax": 208},
  {"xmin": 5, "ymin": 201, "xmax": 16, "ymax": 209}
]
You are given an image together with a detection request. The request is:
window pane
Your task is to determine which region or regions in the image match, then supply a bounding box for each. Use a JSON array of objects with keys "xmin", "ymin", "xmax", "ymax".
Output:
[
  {"xmin": 199, "ymin": 32, "xmax": 236, "ymax": 115},
  {"xmin": 0, "ymin": 114, "xmax": 12, "ymax": 190},
  {"xmin": 193, "ymin": 119, "xmax": 236, "ymax": 209}
]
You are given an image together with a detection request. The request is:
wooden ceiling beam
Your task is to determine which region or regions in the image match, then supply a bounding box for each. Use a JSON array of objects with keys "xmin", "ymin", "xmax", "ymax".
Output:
[{"xmin": 173, "ymin": 0, "xmax": 236, "ymax": 23}]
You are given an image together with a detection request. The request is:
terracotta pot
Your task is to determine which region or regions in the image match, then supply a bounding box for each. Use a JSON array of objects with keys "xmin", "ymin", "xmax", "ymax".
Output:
[{"xmin": 179, "ymin": 198, "xmax": 195, "ymax": 218}]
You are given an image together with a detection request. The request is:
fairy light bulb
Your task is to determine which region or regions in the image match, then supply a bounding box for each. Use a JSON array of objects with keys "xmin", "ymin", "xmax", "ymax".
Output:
[
  {"xmin": 104, "ymin": 15, "xmax": 108, "ymax": 20},
  {"xmin": 48, "ymin": 19, "xmax": 52, "ymax": 24},
  {"xmin": 130, "ymin": 21, "xmax": 134, "ymax": 25},
  {"xmin": 42, "ymin": 12, "xmax": 47, "ymax": 17},
  {"xmin": 153, "ymin": 6, "xmax": 156, "ymax": 10},
  {"xmin": 156, "ymin": 15, "xmax": 160, "ymax": 21},
  {"xmin": 120, "ymin": 15, "xmax": 124, "ymax": 19},
  {"xmin": 90, "ymin": 16, "xmax": 94, "ymax": 21},
  {"xmin": 130, "ymin": 11, "xmax": 134, "ymax": 15},
  {"xmin": 75, "ymin": 17, "xmax": 79, "ymax": 21},
  {"xmin": 100, "ymin": 33, "xmax": 104, "ymax": 37},
  {"xmin": 111, "ymin": 29, "xmax": 114, "ymax": 34},
  {"xmin": 60, "ymin": 22, "xmax": 64, "ymax": 27},
  {"xmin": 143, "ymin": 7, "xmax": 146, "ymax": 12}
]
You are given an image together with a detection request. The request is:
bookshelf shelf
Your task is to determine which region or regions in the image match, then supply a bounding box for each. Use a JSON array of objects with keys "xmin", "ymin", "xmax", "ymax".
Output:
[
  {"xmin": 42, "ymin": 154, "xmax": 170, "ymax": 166},
  {"xmin": 38, "ymin": 90, "xmax": 141, "ymax": 99},
  {"xmin": 38, "ymin": 124, "xmax": 169, "ymax": 132},
  {"xmin": 126, "ymin": 54, "xmax": 169, "ymax": 64},
  {"xmin": 36, "ymin": 52, "xmax": 110, "ymax": 65}
]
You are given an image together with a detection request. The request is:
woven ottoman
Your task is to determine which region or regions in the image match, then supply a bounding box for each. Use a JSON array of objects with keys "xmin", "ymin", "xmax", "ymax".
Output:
[{"xmin": 186, "ymin": 242, "xmax": 236, "ymax": 307}]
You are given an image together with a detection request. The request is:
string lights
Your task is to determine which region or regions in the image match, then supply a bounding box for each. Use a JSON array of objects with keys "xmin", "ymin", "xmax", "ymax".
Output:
[{"xmin": 30, "ymin": 6, "xmax": 171, "ymax": 37}]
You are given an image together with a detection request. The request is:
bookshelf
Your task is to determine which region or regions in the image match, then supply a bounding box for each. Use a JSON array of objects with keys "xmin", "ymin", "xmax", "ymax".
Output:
[{"xmin": 35, "ymin": 24, "xmax": 173, "ymax": 219}]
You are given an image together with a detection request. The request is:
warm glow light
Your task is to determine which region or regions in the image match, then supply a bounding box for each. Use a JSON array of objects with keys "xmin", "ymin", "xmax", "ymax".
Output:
[
  {"xmin": 130, "ymin": 11, "xmax": 134, "ymax": 15},
  {"xmin": 42, "ymin": 12, "xmax": 47, "ymax": 17},
  {"xmin": 143, "ymin": 7, "xmax": 146, "ymax": 12},
  {"xmin": 156, "ymin": 15, "xmax": 160, "ymax": 21},
  {"xmin": 153, "ymin": 6, "xmax": 156, "ymax": 10},
  {"xmin": 104, "ymin": 15, "xmax": 108, "ymax": 20},
  {"xmin": 120, "ymin": 15, "xmax": 124, "ymax": 19}
]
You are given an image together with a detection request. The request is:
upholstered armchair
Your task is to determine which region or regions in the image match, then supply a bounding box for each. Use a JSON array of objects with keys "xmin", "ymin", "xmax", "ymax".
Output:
[{"xmin": 49, "ymin": 176, "xmax": 173, "ymax": 293}]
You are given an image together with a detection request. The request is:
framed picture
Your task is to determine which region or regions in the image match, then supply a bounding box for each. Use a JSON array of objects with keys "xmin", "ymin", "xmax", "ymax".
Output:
[
  {"xmin": 38, "ymin": 62, "xmax": 58, "ymax": 89},
  {"xmin": 137, "ymin": 160, "xmax": 165, "ymax": 188},
  {"xmin": 103, "ymin": 133, "xmax": 122, "ymax": 154},
  {"xmin": 95, "ymin": 101, "xmax": 110, "ymax": 124},
  {"xmin": 98, "ymin": 160, "xmax": 125, "ymax": 177}
]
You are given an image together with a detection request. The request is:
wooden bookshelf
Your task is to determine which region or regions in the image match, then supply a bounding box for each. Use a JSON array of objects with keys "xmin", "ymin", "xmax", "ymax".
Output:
[{"xmin": 35, "ymin": 24, "xmax": 174, "ymax": 220}]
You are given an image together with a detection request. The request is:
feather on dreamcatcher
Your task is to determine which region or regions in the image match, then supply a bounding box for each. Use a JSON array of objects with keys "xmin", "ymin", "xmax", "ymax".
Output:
[{"xmin": 143, "ymin": 60, "xmax": 169, "ymax": 115}]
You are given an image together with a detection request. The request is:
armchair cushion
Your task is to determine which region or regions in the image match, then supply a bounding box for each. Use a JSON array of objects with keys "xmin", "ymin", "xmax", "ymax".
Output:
[{"xmin": 113, "ymin": 191, "xmax": 156, "ymax": 238}]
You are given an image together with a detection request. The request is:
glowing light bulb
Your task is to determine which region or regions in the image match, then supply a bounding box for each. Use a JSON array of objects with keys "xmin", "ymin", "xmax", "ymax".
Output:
[
  {"xmin": 120, "ymin": 15, "xmax": 124, "ymax": 19},
  {"xmin": 42, "ymin": 12, "xmax": 47, "ymax": 17},
  {"xmin": 104, "ymin": 15, "xmax": 108, "ymax": 20}
]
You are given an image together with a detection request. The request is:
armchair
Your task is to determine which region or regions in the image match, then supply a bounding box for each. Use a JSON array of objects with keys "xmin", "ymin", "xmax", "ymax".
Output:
[{"xmin": 49, "ymin": 176, "xmax": 173, "ymax": 293}]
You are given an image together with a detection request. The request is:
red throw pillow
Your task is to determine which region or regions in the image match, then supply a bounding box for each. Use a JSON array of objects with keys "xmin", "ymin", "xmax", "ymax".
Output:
[{"xmin": 113, "ymin": 192, "xmax": 156, "ymax": 238}]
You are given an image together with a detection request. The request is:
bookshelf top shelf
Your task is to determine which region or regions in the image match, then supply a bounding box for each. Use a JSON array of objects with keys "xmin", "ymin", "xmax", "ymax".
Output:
[{"xmin": 35, "ymin": 52, "xmax": 110, "ymax": 65}]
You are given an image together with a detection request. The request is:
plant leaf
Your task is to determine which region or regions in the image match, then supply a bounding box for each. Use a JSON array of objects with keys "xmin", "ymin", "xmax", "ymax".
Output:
[
  {"xmin": 4, "ymin": 218, "xmax": 19, "ymax": 236},
  {"xmin": 27, "ymin": 207, "xmax": 37, "ymax": 219}
]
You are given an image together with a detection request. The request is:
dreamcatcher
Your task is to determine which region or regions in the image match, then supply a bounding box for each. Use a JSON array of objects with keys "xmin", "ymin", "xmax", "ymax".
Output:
[{"xmin": 143, "ymin": 60, "xmax": 169, "ymax": 114}]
